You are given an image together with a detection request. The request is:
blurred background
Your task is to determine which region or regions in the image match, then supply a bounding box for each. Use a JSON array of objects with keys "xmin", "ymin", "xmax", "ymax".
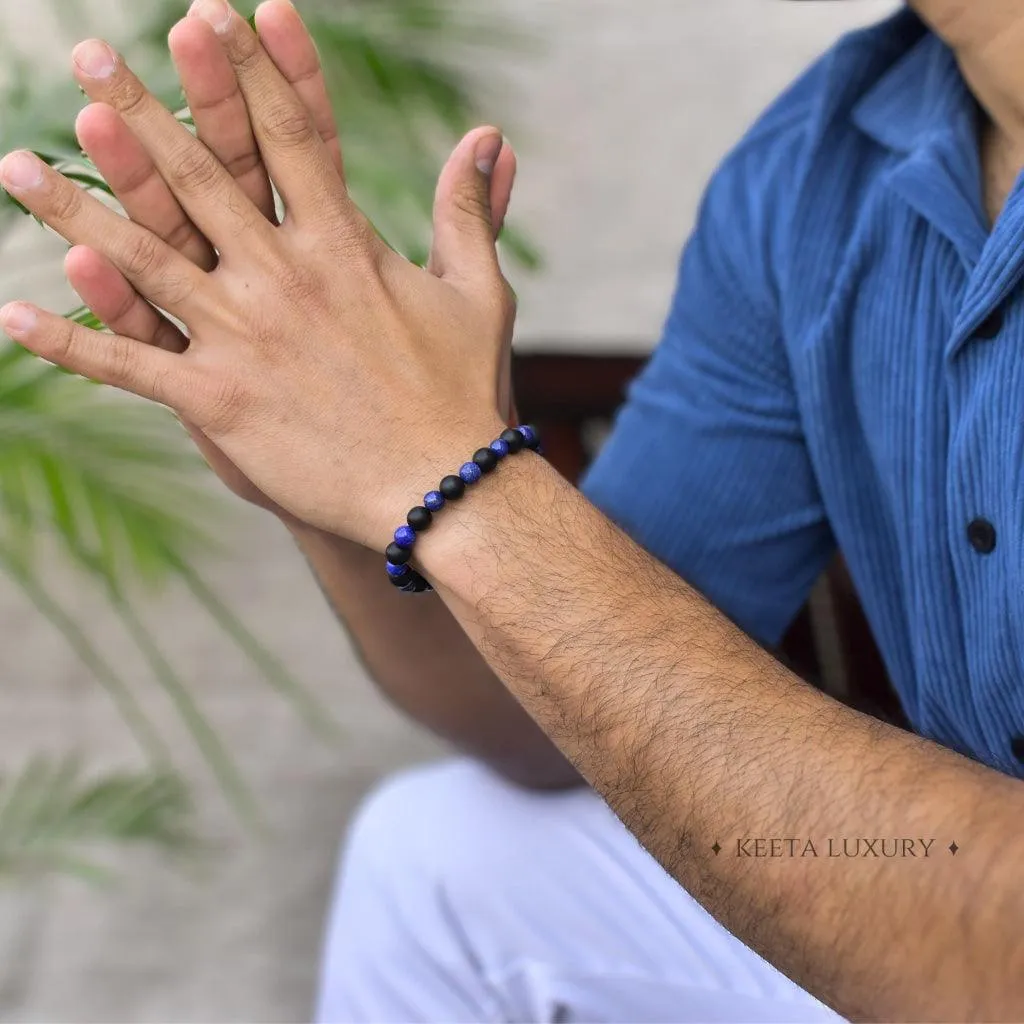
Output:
[{"xmin": 0, "ymin": 1, "xmax": 895, "ymax": 1020}]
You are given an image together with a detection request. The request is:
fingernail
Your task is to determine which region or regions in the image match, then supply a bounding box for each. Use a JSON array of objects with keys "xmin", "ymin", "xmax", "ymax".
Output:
[
  {"xmin": 475, "ymin": 133, "xmax": 504, "ymax": 176},
  {"xmin": 0, "ymin": 152, "xmax": 43, "ymax": 192},
  {"xmin": 190, "ymin": 0, "xmax": 233, "ymax": 33},
  {"xmin": 72, "ymin": 39, "xmax": 117, "ymax": 79},
  {"xmin": 1, "ymin": 303, "xmax": 37, "ymax": 338}
]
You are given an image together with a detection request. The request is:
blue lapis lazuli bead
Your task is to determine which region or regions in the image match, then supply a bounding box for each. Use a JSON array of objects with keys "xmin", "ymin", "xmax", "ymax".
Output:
[
  {"xmin": 386, "ymin": 561, "xmax": 409, "ymax": 578},
  {"xmin": 459, "ymin": 462, "xmax": 483, "ymax": 484},
  {"xmin": 489, "ymin": 439, "xmax": 510, "ymax": 458},
  {"xmin": 424, "ymin": 490, "xmax": 445, "ymax": 511},
  {"xmin": 517, "ymin": 424, "xmax": 536, "ymax": 445},
  {"xmin": 394, "ymin": 525, "xmax": 417, "ymax": 549}
]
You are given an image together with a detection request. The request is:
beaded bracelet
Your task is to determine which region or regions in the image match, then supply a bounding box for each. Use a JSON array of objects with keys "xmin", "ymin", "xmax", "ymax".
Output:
[{"xmin": 384, "ymin": 425, "xmax": 541, "ymax": 594}]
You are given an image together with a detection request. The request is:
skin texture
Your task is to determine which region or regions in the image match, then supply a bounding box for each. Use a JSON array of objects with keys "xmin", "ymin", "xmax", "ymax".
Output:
[{"xmin": 2, "ymin": 0, "xmax": 1024, "ymax": 1016}]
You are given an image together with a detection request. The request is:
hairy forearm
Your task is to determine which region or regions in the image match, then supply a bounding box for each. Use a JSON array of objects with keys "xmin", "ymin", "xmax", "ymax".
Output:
[
  {"xmin": 417, "ymin": 453, "xmax": 1024, "ymax": 1022},
  {"xmin": 286, "ymin": 522, "xmax": 580, "ymax": 789}
]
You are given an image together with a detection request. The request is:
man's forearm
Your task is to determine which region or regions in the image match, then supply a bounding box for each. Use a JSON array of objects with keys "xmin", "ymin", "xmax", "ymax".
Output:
[
  {"xmin": 417, "ymin": 453, "xmax": 1024, "ymax": 1022},
  {"xmin": 285, "ymin": 522, "xmax": 580, "ymax": 789}
]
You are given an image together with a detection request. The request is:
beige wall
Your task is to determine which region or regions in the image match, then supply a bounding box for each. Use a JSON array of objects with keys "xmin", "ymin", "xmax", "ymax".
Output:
[
  {"xmin": 0, "ymin": 2, "xmax": 896, "ymax": 1020},
  {"xmin": 503, "ymin": 0, "xmax": 899, "ymax": 350}
]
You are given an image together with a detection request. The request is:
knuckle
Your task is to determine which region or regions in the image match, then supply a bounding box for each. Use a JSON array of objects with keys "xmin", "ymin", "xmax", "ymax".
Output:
[
  {"xmin": 156, "ymin": 271, "xmax": 197, "ymax": 309},
  {"xmin": 323, "ymin": 214, "xmax": 380, "ymax": 265},
  {"xmin": 120, "ymin": 232, "xmax": 166, "ymax": 280},
  {"xmin": 102, "ymin": 338, "xmax": 136, "ymax": 386},
  {"xmin": 278, "ymin": 262, "xmax": 328, "ymax": 310},
  {"xmin": 48, "ymin": 317, "xmax": 77, "ymax": 363},
  {"xmin": 451, "ymin": 185, "xmax": 488, "ymax": 224},
  {"xmin": 197, "ymin": 371, "xmax": 248, "ymax": 431},
  {"xmin": 261, "ymin": 104, "xmax": 315, "ymax": 148},
  {"xmin": 47, "ymin": 181, "xmax": 84, "ymax": 223},
  {"xmin": 231, "ymin": 32, "xmax": 263, "ymax": 75},
  {"xmin": 166, "ymin": 145, "xmax": 222, "ymax": 195},
  {"xmin": 108, "ymin": 75, "xmax": 149, "ymax": 119}
]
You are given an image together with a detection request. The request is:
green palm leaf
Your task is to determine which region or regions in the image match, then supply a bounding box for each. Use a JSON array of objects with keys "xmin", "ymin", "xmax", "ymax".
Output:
[{"xmin": 0, "ymin": 757, "xmax": 195, "ymax": 883}]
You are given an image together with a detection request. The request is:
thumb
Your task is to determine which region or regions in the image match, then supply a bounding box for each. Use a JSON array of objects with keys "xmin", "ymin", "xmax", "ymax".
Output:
[{"xmin": 429, "ymin": 126, "xmax": 509, "ymax": 281}]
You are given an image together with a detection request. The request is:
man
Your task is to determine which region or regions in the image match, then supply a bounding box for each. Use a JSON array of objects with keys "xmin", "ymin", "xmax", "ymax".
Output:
[{"xmin": 1, "ymin": 0, "xmax": 1023, "ymax": 1018}]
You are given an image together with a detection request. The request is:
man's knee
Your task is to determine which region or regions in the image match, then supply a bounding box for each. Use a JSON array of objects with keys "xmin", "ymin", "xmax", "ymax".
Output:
[
  {"xmin": 320, "ymin": 760, "xmax": 523, "ymax": 1021},
  {"xmin": 339, "ymin": 756, "xmax": 597, "ymax": 909},
  {"xmin": 342, "ymin": 758, "xmax": 517, "ymax": 888}
]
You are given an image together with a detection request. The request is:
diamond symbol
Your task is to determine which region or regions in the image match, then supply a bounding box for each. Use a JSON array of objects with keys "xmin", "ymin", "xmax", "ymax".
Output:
[
  {"xmin": 949, "ymin": 842, "xmax": 959, "ymax": 856},
  {"xmin": 712, "ymin": 842, "xmax": 721, "ymax": 855}
]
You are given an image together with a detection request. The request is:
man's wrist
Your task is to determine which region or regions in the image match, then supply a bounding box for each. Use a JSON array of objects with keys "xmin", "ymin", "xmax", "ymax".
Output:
[{"xmin": 414, "ymin": 450, "xmax": 559, "ymax": 598}]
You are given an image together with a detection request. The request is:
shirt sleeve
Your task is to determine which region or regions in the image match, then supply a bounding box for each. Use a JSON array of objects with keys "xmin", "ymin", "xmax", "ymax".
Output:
[{"xmin": 581, "ymin": 96, "xmax": 834, "ymax": 646}]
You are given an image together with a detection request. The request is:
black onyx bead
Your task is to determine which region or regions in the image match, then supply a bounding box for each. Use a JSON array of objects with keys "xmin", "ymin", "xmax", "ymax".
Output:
[
  {"xmin": 391, "ymin": 568, "xmax": 430, "ymax": 592},
  {"xmin": 519, "ymin": 425, "xmax": 540, "ymax": 450},
  {"xmin": 500, "ymin": 428, "xmax": 525, "ymax": 453},
  {"xmin": 473, "ymin": 447, "xmax": 499, "ymax": 473},
  {"xmin": 440, "ymin": 475, "xmax": 466, "ymax": 500},
  {"xmin": 385, "ymin": 541, "xmax": 412, "ymax": 565},
  {"xmin": 392, "ymin": 569, "xmax": 433, "ymax": 594},
  {"xmin": 407, "ymin": 506, "xmax": 433, "ymax": 532}
]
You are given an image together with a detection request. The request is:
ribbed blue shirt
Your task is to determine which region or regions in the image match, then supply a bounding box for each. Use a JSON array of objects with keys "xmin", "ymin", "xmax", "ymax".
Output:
[{"xmin": 582, "ymin": 8, "xmax": 1024, "ymax": 778}]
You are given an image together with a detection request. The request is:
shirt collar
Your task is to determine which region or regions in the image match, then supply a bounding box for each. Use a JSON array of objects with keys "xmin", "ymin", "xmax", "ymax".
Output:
[{"xmin": 849, "ymin": 14, "xmax": 979, "ymax": 156}]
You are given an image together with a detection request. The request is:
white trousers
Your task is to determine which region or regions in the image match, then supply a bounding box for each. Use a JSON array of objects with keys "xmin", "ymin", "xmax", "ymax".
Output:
[{"xmin": 316, "ymin": 758, "xmax": 843, "ymax": 1024}]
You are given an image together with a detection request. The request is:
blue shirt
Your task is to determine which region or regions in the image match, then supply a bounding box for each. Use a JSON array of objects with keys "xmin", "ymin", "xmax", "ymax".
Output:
[{"xmin": 582, "ymin": 8, "xmax": 1024, "ymax": 777}]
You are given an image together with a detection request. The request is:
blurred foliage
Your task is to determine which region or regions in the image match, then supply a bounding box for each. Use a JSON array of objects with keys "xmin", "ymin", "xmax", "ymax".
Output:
[
  {"xmin": 0, "ymin": 758, "xmax": 194, "ymax": 883},
  {"xmin": 0, "ymin": 0, "xmax": 537, "ymax": 878},
  {"xmin": 0, "ymin": 329, "xmax": 340, "ymax": 843}
]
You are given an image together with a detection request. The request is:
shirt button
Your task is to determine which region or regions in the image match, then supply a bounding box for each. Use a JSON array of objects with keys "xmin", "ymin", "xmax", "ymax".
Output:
[
  {"xmin": 967, "ymin": 518, "xmax": 997, "ymax": 554},
  {"xmin": 975, "ymin": 308, "xmax": 1005, "ymax": 340},
  {"xmin": 1012, "ymin": 736, "xmax": 1024, "ymax": 763}
]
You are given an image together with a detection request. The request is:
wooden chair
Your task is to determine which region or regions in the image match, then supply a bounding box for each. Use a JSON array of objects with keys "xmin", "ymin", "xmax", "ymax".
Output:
[{"xmin": 513, "ymin": 351, "xmax": 909, "ymax": 729}]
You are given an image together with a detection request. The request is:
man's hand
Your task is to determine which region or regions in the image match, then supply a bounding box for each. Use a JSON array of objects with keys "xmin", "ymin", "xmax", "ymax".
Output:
[
  {"xmin": 0, "ymin": 0, "xmax": 513, "ymax": 548},
  {"xmin": 49, "ymin": 0, "xmax": 518, "ymax": 527},
  {"xmin": 6, "ymin": 7, "xmax": 1024, "ymax": 1018}
]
